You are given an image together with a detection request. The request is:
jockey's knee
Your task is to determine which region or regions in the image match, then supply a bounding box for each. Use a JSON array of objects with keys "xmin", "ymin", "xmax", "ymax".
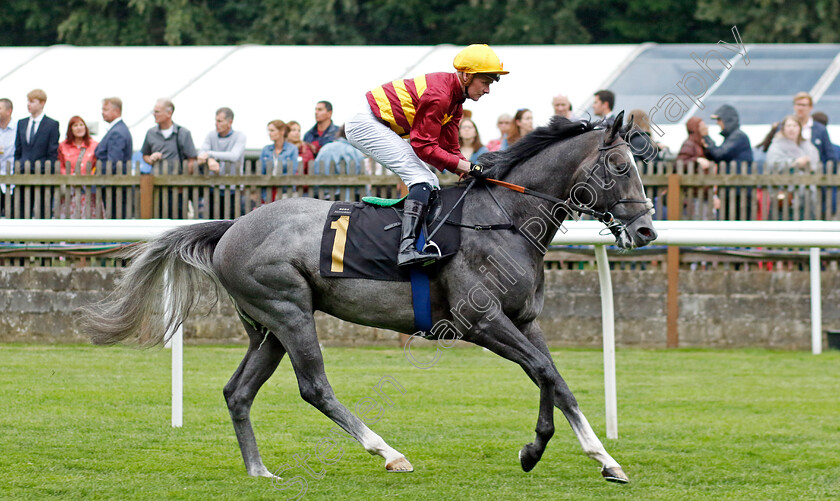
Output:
[{"xmin": 407, "ymin": 183, "xmax": 435, "ymax": 204}]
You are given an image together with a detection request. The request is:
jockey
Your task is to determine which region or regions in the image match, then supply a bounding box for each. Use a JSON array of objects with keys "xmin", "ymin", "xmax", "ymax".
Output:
[{"xmin": 346, "ymin": 44, "xmax": 508, "ymax": 267}]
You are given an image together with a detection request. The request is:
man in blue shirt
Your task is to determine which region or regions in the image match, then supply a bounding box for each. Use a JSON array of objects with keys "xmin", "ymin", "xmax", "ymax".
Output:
[
  {"xmin": 0, "ymin": 98, "xmax": 16, "ymax": 216},
  {"xmin": 304, "ymin": 100, "xmax": 339, "ymax": 154},
  {"xmin": 197, "ymin": 107, "xmax": 247, "ymax": 175}
]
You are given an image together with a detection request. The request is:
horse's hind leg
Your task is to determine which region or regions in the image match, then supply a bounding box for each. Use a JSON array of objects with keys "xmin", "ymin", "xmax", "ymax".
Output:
[
  {"xmin": 224, "ymin": 320, "xmax": 287, "ymax": 477},
  {"xmin": 519, "ymin": 320, "xmax": 628, "ymax": 483},
  {"xmin": 266, "ymin": 306, "xmax": 413, "ymax": 472}
]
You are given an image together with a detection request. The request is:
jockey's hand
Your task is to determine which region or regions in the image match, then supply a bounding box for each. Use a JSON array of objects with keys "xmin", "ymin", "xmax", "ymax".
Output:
[
  {"xmin": 469, "ymin": 162, "xmax": 487, "ymax": 179},
  {"xmin": 452, "ymin": 159, "xmax": 471, "ymax": 180}
]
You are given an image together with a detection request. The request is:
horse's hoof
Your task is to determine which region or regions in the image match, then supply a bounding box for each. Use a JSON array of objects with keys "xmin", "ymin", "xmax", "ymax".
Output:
[
  {"xmin": 249, "ymin": 466, "xmax": 277, "ymax": 478},
  {"xmin": 601, "ymin": 466, "xmax": 629, "ymax": 483},
  {"xmin": 386, "ymin": 457, "xmax": 414, "ymax": 472},
  {"xmin": 519, "ymin": 443, "xmax": 542, "ymax": 472}
]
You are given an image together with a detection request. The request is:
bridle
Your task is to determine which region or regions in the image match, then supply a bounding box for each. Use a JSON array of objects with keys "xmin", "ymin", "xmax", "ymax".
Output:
[{"xmin": 480, "ymin": 139, "xmax": 654, "ymax": 239}]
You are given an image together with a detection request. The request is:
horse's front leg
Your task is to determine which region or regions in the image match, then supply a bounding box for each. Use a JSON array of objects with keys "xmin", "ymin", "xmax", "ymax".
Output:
[
  {"xmin": 518, "ymin": 320, "xmax": 628, "ymax": 483},
  {"xmin": 466, "ymin": 313, "xmax": 558, "ymax": 472}
]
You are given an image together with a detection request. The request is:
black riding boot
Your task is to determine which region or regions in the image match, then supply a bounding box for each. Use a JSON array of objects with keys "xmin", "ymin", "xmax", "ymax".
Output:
[{"xmin": 397, "ymin": 198, "xmax": 439, "ymax": 267}]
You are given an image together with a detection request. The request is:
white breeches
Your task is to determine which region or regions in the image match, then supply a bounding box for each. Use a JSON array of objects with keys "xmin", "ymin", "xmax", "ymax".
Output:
[{"xmin": 345, "ymin": 106, "xmax": 440, "ymax": 189}]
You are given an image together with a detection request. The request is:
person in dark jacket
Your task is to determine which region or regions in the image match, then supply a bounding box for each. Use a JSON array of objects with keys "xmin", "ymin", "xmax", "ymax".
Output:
[
  {"xmin": 703, "ymin": 104, "xmax": 753, "ymax": 171},
  {"xmin": 15, "ymin": 88, "xmax": 59, "ymax": 173},
  {"xmin": 94, "ymin": 97, "xmax": 133, "ymax": 174},
  {"xmin": 626, "ymin": 109, "xmax": 659, "ymax": 165}
]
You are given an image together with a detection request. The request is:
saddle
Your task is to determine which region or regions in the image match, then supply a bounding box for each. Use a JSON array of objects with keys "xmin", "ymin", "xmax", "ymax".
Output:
[{"xmin": 318, "ymin": 187, "xmax": 466, "ymax": 282}]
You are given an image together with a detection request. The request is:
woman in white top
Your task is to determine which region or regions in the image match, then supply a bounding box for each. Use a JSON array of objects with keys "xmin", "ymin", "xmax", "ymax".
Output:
[
  {"xmin": 766, "ymin": 115, "xmax": 820, "ymax": 218},
  {"xmin": 766, "ymin": 115, "xmax": 819, "ymax": 172}
]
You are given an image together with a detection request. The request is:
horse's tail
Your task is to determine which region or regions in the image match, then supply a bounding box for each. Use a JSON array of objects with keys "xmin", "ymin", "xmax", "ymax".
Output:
[{"xmin": 79, "ymin": 220, "xmax": 236, "ymax": 347}]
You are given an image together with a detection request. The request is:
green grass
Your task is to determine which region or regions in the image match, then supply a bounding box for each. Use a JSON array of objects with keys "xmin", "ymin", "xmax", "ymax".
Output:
[{"xmin": 1, "ymin": 344, "xmax": 839, "ymax": 500}]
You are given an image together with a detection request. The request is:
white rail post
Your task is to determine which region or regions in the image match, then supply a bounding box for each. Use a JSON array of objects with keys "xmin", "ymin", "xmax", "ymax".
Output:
[
  {"xmin": 594, "ymin": 245, "xmax": 618, "ymax": 439},
  {"xmin": 171, "ymin": 324, "xmax": 184, "ymax": 427},
  {"xmin": 810, "ymin": 247, "xmax": 822, "ymax": 355},
  {"xmin": 163, "ymin": 269, "xmax": 184, "ymax": 427}
]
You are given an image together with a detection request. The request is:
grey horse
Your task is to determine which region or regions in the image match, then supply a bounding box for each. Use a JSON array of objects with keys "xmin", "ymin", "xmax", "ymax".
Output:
[{"xmin": 81, "ymin": 113, "xmax": 656, "ymax": 484}]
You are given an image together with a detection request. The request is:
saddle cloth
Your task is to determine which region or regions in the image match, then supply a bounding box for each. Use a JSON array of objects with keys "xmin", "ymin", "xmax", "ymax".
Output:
[{"xmin": 319, "ymin": 187, "xmax": 466, "ymax": 281}]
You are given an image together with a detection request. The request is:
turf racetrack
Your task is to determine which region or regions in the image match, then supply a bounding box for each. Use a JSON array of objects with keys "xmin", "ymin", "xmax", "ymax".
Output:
[{"xmin": 2, "ymin": 344, "xmax": 838, "ymax": 500}]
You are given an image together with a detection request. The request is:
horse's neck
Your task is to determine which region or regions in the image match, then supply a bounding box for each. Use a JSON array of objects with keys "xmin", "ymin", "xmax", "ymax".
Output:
[
  {"xmin": 479, "ymin": 177, "xmax": 571, "ymax": 253},
  {"xmin": 488, "ymin": 146, "xmax": 591, "ymax": 251}
]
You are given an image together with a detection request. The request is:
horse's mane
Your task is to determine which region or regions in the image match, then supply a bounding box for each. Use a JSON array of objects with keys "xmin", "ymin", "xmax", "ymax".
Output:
[{"xmin": 479, "ymin": 116, "xmax": 601, "ymax": 180}]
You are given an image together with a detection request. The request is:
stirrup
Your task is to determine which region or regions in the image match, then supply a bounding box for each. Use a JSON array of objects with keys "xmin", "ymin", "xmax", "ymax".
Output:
[{"xmin": 422, "ymin": 240, "xmax": 442, "ymax": 258}]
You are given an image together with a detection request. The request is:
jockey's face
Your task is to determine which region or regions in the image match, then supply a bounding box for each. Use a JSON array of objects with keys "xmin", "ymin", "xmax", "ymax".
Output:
[{"xmin": 466, "ymin": 75, "xmax": 494, "ymax": 101}]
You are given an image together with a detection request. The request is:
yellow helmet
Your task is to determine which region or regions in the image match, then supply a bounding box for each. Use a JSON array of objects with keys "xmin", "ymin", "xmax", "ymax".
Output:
[{"xmin": 453, "ymin": 44, "xmax": 509, "ymax": 80}]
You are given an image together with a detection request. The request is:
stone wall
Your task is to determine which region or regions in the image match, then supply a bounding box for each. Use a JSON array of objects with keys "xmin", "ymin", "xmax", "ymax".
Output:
[{"xmin": 1, "ymin": 267, "xmax": 838, "ymax": 350}]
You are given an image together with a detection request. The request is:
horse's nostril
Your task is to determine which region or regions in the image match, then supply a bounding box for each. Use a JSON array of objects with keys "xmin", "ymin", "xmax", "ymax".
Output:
[{"xmin": 638, "ymin": 227, "xmax": 657, "ymax": 240}]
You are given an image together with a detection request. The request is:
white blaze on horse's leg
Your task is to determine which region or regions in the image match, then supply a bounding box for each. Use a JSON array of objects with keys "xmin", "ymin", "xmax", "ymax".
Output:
[
  {"xmin": 359, "ymin": 428, "xmax": 404, "ymax": 464},
  {"xmin": 568, "ymin": 408, "xmax": 620, "ymax": 468}
]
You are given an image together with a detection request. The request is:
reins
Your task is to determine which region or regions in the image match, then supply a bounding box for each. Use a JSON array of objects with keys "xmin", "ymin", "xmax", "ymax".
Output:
[{"xmin": 425, "ymin": 137, "xmax": 655, "ymax": 249}]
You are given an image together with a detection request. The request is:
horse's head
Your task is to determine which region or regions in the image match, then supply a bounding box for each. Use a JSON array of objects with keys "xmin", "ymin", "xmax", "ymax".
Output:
[{"xmin": 571, "ymin": 111, "xmax": 657, "ymax": 249}]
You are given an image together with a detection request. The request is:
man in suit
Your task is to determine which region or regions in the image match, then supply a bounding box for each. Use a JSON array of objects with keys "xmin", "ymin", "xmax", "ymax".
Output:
[
  {"xmin": 791, "ymin": 92, "xmax": 837, "ymax": 168},
  {"xmin": 592, "ymin": 89, "xmax": 616, "ymax": 126},
  {"xmin": 14, "ymin": 89, "xmax": 59, "ymax": 174},
  {"xmin": 94, "ymin": 97, "xmax": 133, "ymax": 174}
]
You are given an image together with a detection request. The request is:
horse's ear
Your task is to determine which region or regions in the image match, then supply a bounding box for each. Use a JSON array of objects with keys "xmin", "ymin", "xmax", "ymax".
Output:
[
  {"xmin": 620, "ymin": 113, "xmax": 635, "ymax": 138},
  {"xmin": 606, "ymin": 110, "xmax": 624, "ymax": 143}
]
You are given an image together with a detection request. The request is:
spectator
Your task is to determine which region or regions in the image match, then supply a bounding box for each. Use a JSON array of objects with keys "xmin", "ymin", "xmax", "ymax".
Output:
[
  {"xmin": 58, "ymin": 116, "xmax": 98, "ymax": 175},
  {"xmin": 767, "ymin": 115, "xmax": 820, "ymax": 219},
  {"xmin": 195, "ymin": 107, "xmax": 247, "ymax": 217},
  {"xmin": 141, "ymin": 98, "xmax": 197, "ymax": 218},
  {"xmin": 812, "ymin": 112, "xmax": 840, "ymax": 215},
  {"xmin": 626, "ymin": 109, "xmax": 660, "ymax": 165},
  {"xmin": 260, "ymin": 120, "xmax": 298, "ymax": 176},
  {"xmin": 57, "ymin": 116, "xmax": 99, "ymax": 218},
  {"xmin": 811, "ymin": 112, "xmax": 840, "ymax": 162},
  {"xmin": 506, "ymin": 108, "xmax": 533, "ymax": 147},
  {"xmin": 753, "ymin": 124, "xmax": 779, "ymax": 173},
  {"xmin": 0, "ymin": 98, "xmax": 15, "ymax": 215},
  {"xmin": 304, "ymin": 100, "xmax": 339, "ymax": 154},
  {"xmin": 458, "ymin": 117, "xmax": 489, "ymax": 163},
  {"xmin": 677, "ymin": 116, "xmax": 718, "ymax": 219},
  {"xmin": 133, "ymin": 151, "xmax": 153, "ymax": 175},
  {"xmin": 552, "ymin": 94, "xmax": 575, "ymax": 120},
  {"xmin": 15, "ymin": 89, "xmax": 59, "ymax": 173},
  {"xmin": 702, "ymin": 104, "xmax": 753, "ymax": 169},
  {"xmin": 676, "ymin": 117, "xmax": 712, "ymax": 170},
  {"xmin": 141, "ymin": 98, "xmax": 197, "ymax": 174},
  {"xmin": 592, "ymin": 90, "xmax": 616, "ymax": 126},
  {"xmin": 287, "ymin": 120, "xmax": 316, "ymax": 174},
  {"xmin": 314, "ymin": 124, "xmax": 366, "ymax": 200},
  {"xmin": 94, "ymin": 97, "xmax": 133, "ymax": 174},
  {"xmin": 766, "ymin": 115, "xmax": 819, "ymax": 171},
  {"xmin": 198, "ymin": 107, "xmax": 247, "ymax": 175},
  {"xmin": 790, "ymin": 92, "xmax": 836, "ymax": 168},
  {"xmin": 486, "ymin": 113, "xmax": 511, "ymax": 152},
  {"xmin": 812, "ymin": 111, "xmax": 828, "ymax": 125},
  {"xmin": 259, "ymin": 119, "xmax": 298, "ymax": 203}
]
